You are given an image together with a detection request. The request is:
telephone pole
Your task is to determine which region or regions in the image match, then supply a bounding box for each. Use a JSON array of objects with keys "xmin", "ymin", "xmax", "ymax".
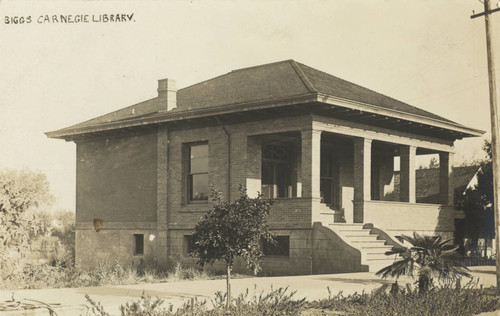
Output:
[{"xmin": 471, "ymin": 0, "xmax": 500, "ymax": 295}]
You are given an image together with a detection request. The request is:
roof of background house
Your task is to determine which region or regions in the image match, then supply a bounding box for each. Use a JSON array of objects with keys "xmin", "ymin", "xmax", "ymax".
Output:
[
  {"xmin": 389, "ymin": 165, "xmax": 480, "ymax": 204},
  {"xmin": 46, "ymin": 60, "xmax": 484, "ymax": 139},
  {"xmin": 416, "ymin": 165, "xmax": 480, "ymax": 203}
]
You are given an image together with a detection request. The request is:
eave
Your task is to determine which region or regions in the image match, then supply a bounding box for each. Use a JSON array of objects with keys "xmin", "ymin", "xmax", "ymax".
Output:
[
  {"xmin": 45, "ymin": 94, "xmax": 319, "ymax": 140},
  {"xmin": 316, "ymin": 93, "xmax": 484, "ymax": 138},
  {"xmin": 46, "ymin": 92, "xmax": 485, "ymax": 141}
]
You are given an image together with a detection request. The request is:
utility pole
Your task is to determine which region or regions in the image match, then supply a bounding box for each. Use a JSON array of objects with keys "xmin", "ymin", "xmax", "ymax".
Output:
[{"xmin": 471, "ymin": 0, "xmax": 500, "ymax": 295}]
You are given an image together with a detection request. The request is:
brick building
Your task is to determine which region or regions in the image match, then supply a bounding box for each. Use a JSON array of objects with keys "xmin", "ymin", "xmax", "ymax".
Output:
[{"xmin": 47, "ymin": 60, "xmax": 483, "ymax": 274}]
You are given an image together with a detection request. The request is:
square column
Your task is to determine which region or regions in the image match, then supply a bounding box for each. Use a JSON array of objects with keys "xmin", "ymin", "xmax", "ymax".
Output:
[
  {"xmin": 353, "ymin": 138, "xmax": 372, "ymax": 222},
  {"xmin": 301, "ymin": 129, "xmax": 321, "ymax": 199},
  {"xmin": 439, "ymin": 152, "xmax": 454, "ymax": 205},
  {"xmin": 400, "ymin": 145, "xmax": 416, "ymax": 203}
]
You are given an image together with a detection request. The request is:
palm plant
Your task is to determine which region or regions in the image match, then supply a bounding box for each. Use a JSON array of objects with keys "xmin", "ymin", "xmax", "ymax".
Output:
[{"xmin": 376, "ymin": 232, "xmax": 471, "ymax": 293}]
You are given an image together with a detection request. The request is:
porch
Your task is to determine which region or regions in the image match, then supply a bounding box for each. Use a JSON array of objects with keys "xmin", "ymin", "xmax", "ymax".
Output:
[{"xmin": 245, "ymin": 125, "xmax": 459, "ymax": 231}]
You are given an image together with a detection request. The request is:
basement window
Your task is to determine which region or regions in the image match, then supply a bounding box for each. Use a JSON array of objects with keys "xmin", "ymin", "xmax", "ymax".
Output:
[
  {"xmin": 187, "ymin": 143, "xmax": 209, "ymax": 202},
  {"xmin": 263, "ymin": 236, "xmax": 290, "ymax": 257},
  {"xmin": 184, "ymin": 235, "xmax": 196, "ymax": 256},
  {"xmin": 134, "ymin": 234, "xmax": 144, "ymax": 255}
]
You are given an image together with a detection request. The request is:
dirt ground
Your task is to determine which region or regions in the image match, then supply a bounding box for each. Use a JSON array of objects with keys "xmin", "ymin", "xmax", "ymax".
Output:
[{"xmin": 0, "ymin": 266, "xmax": 496, "ymax": 315}]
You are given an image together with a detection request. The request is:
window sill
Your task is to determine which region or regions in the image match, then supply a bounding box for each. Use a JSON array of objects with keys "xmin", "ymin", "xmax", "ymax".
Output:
[
  {"xmin": 180, "ymin": 203, "xmax": 210, "ymax": 213},
  {"xmin": 188, "ymin": 200, "xmax": 209, "ymax": 204}
]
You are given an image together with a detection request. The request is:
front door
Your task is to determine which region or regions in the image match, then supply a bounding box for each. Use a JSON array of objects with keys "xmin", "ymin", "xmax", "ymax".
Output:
[{"xmin": 320, "ymin": 152, "xmax": 338, "ymax": 208}]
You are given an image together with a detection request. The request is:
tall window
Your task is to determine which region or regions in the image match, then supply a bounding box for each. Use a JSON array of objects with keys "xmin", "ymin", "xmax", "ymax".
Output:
[
  {"xmin": 261, "ymin": 144, "xmax": 293, "ymax": 198},
  {"xmin": 188, "ymin": 143, "xmax": 208, "ymax": 202}
]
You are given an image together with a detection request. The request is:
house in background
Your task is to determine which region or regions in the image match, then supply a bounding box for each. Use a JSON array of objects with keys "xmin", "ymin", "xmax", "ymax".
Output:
[
  {"xmin": 387, "ymin": 165, "xmax": 481, "ymax": 204},
  {"xmin": 46, "ymin": 60, "xmax": 483, "ymax": 274}
]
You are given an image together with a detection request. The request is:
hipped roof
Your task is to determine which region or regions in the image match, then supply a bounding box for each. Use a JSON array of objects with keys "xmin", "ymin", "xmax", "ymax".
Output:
[{"xmin": 46, "ymin": 60, "xmax": 484, "ymax": 140}]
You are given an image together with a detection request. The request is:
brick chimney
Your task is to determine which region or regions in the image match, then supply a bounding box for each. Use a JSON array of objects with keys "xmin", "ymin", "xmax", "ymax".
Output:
[{"xmin": 157, "ymin": 78, "xmax": 177, "ymax": 112}]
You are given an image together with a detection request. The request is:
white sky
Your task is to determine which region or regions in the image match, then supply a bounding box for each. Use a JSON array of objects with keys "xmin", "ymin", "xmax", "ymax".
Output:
[{"xmin": 0, "ymin": 0, "xmax": 498, "ymax": 212}]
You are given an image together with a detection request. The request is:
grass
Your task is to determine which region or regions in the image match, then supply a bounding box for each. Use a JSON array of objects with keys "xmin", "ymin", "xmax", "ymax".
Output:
[{"xmin": 0, "ymin": 257, "xmax": 240, "ymax": 290}]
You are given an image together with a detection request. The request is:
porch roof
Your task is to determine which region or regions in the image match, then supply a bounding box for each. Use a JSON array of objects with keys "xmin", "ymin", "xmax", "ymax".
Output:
[{"xmin": 46, "ymin": 60, "xmax": 484, "ymax": 140}]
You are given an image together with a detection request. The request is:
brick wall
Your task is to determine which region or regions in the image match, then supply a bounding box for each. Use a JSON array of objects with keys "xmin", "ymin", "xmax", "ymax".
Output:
[
  {"xmin": 166, "ymin": 115, "xmax": 312, "ymax": 231},
  {"xmin": 73, "ymin": 112, "xmax": 460, "ymax": 273},
  {"xmin": 363, "ymin": 200, "xmax": 462, "ymax": 236},
  {"xmin": 170, "ymin": 228, "xmax": 314, "ymax": 276},
  {"xmin": 76, "ymin": 229, "xmax": 157, "ymax": 268},
  {"xmin": 76, "ymin": 130, "xmax": 158, "ymax": 223}
]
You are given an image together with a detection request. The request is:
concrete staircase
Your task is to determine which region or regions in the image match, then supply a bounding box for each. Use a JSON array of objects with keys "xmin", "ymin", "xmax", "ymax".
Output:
[{"xmin": 329, "ymin": 223, "xmax": 397, "ymax": 272}]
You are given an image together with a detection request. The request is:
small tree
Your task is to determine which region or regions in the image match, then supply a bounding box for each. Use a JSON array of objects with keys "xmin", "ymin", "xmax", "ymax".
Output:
[
  {"xmin": 456, "ymin": 141, "xmax": 495, "ymax": 257},
  {"xmin": 376, "ymin": 232, "xmax": 471, "ymax": 293},
  {"xmin": 190, "ymin": 187, "xmax": 274, "ymax": 309}
]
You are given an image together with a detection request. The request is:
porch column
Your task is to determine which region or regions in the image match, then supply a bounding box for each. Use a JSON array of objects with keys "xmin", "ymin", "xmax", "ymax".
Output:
[
  {"xmin": 300, "ymin": 129, "xmax": 321, "ymax": 199},
  {"xmin": 439, "ymin": 152, "xmax": 454, "ymax": 205},
  {"xmin": 353, "ymin": 138, "xmax": 371, "ymax": 223},
  {"xmin": 400, "ymin": 145, "xmax": 416, "ymax": 203}
]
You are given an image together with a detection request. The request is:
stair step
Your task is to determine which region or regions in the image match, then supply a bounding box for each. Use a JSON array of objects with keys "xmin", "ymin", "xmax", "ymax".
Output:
[
  {"xmin": 330, "ymin": 223, "xmax": 364, "ymax": 226},
  {"xmin": 365, "ymin": 250, "xmax": 392, "ymax": 255},
  {"xmin": 366, "ymin": 258, "xmax": 396, "ymax": 263},
  {"xmin": 326, "ymin": 223, "xmax": 398, "ymax": 272},
  {"xmin": 350, "ymin": 240, "xmax": 383, "ymax": 245},
  {"xmin": 342, "ymin": 231, "xmax": 372, "ymax": 236},
  {"xmin": 336, "ymin": 230, "xmax": 367, "ymax": 234},
  {"xmin": 365, "ymin": 253, "xmax": 393, "ymax": 260},
  {"xmin": 361, "ymin": 248, "xmax": 393, "ymax": 253},
  {"xmin": 335, "ymin": 230, "xmax": 367, "ymax": 233},
  {"xmin": 343, "ymin": 234, "xmax": 377, "ymax": 239},
  {"xmin": 359, "ymin": 247, "xmax": 392, "ymax": 252},
  {"xmin": 351, "ymin": 240, "xmax": 386, "ymax": 244}
]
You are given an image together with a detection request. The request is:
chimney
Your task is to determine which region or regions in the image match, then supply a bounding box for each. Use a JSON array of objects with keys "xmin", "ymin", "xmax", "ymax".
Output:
[{"xmin": 157, "ymin": 78, "xmax": 177, "ymax": 112}]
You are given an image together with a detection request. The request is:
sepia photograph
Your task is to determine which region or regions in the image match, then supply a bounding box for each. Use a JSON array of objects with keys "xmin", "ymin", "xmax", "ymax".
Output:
[{"xmin": 1, "ymin": 0, "xmax": 500, "ymax": 315}]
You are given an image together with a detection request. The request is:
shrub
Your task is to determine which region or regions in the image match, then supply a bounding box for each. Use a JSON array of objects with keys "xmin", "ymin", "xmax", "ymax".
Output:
[
  {"xmin": 84, "ymin": 282, "xmax": 500, "ymax": 316},
  {"xmin": 308, "ymin": 281, "xmax": 499, "ymax": 316},
  {"xmin": 0, "ymin": 258, "xmax": 217, "ymax": 290},
  {"xmin": 85, "ymin": 286, "xmax": 306, "ymax": 316},
  {"xmin": 377, "ymin": 232, "xmax": 470, "ymax": 293}
]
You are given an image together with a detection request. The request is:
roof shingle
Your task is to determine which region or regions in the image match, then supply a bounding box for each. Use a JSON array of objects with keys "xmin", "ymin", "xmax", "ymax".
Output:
[{"xmin": 46, "ymin": 59, "xmax": 481, "ymax": 138}]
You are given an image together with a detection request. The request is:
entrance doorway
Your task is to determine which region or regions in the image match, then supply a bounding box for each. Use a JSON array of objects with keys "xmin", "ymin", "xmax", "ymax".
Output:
[{"xmin": 320, "ymin": 151, "xmax": 339, "ymax": 209}]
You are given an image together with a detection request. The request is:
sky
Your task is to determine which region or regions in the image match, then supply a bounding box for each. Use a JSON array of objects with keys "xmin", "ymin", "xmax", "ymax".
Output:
[{"xmin": 0, "ymin": 0, "xmax": 498, "ymax": 212}]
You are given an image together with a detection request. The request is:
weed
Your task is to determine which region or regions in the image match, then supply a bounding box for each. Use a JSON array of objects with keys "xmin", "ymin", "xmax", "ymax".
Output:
[{"xmin": 0, "ymin": 259, "xmax": 215, "ymax": 290}]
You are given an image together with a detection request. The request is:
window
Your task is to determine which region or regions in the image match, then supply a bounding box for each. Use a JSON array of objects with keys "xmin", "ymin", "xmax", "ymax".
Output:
[
  {"xmin": 134, "ymin": 234, "xmax": 144, "ymax": 255},
  {"xmin": 263, "ymin": 236, "xmax": 290, "ymax": 257},
  {"xmin": 187, "ymin": 143, "xmax": 209, "ymax": 202},
  {"xmin": 261, "ymin": 144, "xmax": 293, "ymax": 198},
  {"xmin": 183, "ymin": 235, "xmax": 196, "ymax": 256}
]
